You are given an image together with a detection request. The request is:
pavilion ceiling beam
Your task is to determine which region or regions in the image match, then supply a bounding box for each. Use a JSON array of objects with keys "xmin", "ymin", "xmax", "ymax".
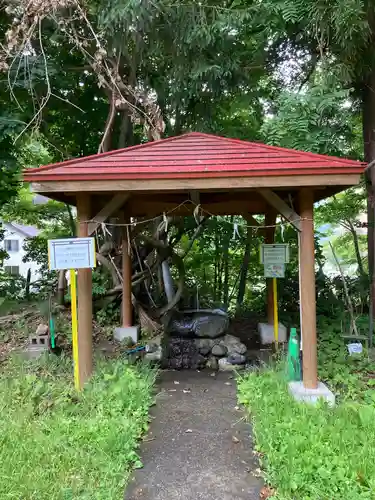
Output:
[
  {"xmin": 88, "ymin": 193, "xmax": 130, "ymax": 235},
  {"xmin": 258, "ymin": 188, "xmax": 301, "ymax": 232}
]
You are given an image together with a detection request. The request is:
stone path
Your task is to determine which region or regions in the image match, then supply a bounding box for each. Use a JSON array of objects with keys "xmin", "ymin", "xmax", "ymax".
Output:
[{"xmin": 125, "ymin": 370, "xmax": 262, "ymax": 500}]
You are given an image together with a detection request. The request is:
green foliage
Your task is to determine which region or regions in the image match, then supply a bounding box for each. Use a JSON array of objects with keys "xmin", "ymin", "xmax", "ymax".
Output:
[
  {"xmin": 238, "ymin": 363, "xmax": 375, "ymax": 499},
  {"xmin": 261, "ymin": 86, "xmax": 362, "ymax": 158},
  {"xmin": 316, "ymin": 188, "xmax": 366, "ymax": 226},
  {"xmin": 0, "ymin": 269, "xmax": 27, "ymax": 300},
  {"xmin": 0, "ymin": 355, "xmax": 156, "ymax": 500},
  {"xmin": 317, "ymin": 316, "xmax": 375, "ymax": 401}
]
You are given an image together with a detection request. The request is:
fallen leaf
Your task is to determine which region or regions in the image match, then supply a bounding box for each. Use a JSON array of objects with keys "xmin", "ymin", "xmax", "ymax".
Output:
[
  {"xmin": 232, "ymin": 436, "xmax": 240, "ymax": 443},
  {"xmin": 260, "ymin": 486, "xmax": 275, "ymax": 499}
]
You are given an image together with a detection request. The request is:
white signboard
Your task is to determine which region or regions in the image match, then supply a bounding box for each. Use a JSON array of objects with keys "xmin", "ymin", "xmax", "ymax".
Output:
[
  {"xmin": 347, "ymin": 343, "xmax": 363, "ymax": 355},
  {"xmin": 264, "ymin": 264, "xmax": 285, "ymax": 278},
  {"xmin": 261, "ymin": 244, "xmax": 289, "ymax": 265},
  {"xmin": 48, "ymin": 238, "xmax": 96, "ymax": 270}
]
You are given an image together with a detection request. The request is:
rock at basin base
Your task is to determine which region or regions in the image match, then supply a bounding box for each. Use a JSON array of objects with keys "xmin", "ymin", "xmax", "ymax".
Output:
[
  {"xmin": 227, "ymin": 353, "xmax": 246, "ymax": 365},
  {"xmin": 218, "ymin": 357, "xmax": 245, "ymax": 372},
  {"xmin": 211, "ymin": 343, "xmax": 227, "ymax": 357},
  {"xmin": 219, "ymin": 335, "xmax": 247, "ymax": 356}
]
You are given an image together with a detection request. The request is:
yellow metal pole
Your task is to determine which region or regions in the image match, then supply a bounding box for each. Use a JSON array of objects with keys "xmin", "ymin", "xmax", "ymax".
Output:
[
  {"xmin": 273, "ymin": 277, "xmax": 279, "ymax": 345},
  {"xmin": 70, "ymin": 269, "xmax": 80, "ymax": 390}
]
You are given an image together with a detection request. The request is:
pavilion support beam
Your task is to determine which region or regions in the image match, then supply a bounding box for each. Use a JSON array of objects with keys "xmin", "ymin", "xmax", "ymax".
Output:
[
  {"xmin": 88, "ymin": 193, "xmax": 130, "ymax": 235},
  {"xmin": 259, "ymin": 189, "xmax": 301, "ymax": 232},
  {"xmin": 76, "ymin": 193, "xmax": 93, "ymax": 388},
  {"xmin": 265, "ymin": 209, "xmax": 277, "ymax": 324},
  {"xmin": 299, "ymin": 188, "xmax": 318, "ymax": 389},
  {"xmin": 122, "ymin": 216, "xmax": 132, "ymax": 327},
  {"xmin": 189, "ymin": 190, "xmax": 200, "ymax": 206}
]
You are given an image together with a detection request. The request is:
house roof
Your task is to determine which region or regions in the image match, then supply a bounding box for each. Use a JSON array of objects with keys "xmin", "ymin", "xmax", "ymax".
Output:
[
  {"xmin": 3, "ymin": 221, "xmax": 40, "ymax": 238},
  {"xmin": 23, "ymin": 132, "xmax": 364, "ymax": 183}
]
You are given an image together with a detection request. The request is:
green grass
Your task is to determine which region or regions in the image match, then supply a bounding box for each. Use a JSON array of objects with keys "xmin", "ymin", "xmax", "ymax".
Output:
[
  {"xmin": 238, "ymin": 367, "xmax": 375, "ymax": 500},
  {"xmin": 0, "ymin": 355, "xmax": 156, "ymax": 500}
]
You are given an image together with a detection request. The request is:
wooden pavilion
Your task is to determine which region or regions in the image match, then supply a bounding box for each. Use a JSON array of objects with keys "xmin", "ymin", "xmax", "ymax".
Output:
[{"xmin": 24, "ymin": 132, "xmax": 365, "ymax": 389}]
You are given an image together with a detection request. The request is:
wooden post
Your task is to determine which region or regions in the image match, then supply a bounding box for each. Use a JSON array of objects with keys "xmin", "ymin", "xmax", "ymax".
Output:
[
  {"xmin": 299, "ymin": 188, "xmax": 318, "ymax": 389},
  {"xmin": 122, "ymin": 218, "xmax": 132, "ymax": 327},
  {"xmin": 76, "ymin": 194, "xmax": 93, "ymax": 388},
  {"xmin": 265, "ymin": 209, "xmax": 276, "ymax": 323}
]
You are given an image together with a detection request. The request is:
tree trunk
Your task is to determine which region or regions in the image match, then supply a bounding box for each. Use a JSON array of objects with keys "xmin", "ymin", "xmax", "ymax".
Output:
[
  {"xmin": 99, "ymin": 92, "xmax": 116, "ymax": 153},
  {"xmin": 223, "ymin": 217, "xmax": 233, "ymax": 306},
  {"xmin": 363, "ymin": 1, "xmax": 375, "ymax": 329},
  {"xmin": 174, "ymin": 106, "xmax": 182, "ymax": 135},
  {"xmin": 66, "ymin": 204, "xmax": 76, "ymax": 236},
  {"xmin": 162, "ymin": 260, "xmax": 175, "ymax": 302},
  {"xmin": 214, "ymin": 222, "xmax": 220, "ymax": 301},
  {"xmin": 25, "ymin": 268, "xmax": 31, "ymax": 300},
  {"xmin": 346, "ymin": 220, "xmax": 365, "ymax": 278},
  {"xmin": 118, "ymin": 110, "xmax": 134, "ymax": 149},
  {"xmin": 236, "ymin": 225, "xmax": 252, "ymax": 309},
  {"xmin": 56, "ymin": 270, "xmax": 66, "ymax": 306}
]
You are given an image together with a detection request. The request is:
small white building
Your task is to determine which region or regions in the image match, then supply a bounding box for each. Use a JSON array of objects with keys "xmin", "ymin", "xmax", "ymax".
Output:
[{"xmin": 1, "ymin": 221, "xmax": 41, "ymax": 282}]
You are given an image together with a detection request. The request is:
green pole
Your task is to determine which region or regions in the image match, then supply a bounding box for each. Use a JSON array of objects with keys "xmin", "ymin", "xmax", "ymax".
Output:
[{"xmin": 287, "ymin": 327, "xmax": 301, "ymax": 381}]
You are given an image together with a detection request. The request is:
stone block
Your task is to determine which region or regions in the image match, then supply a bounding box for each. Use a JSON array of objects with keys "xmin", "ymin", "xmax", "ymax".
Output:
[
  {"xmin": 258, "ymin": 322, "xmax": 287, "ymax": 344},
  {"xmin": 29, "ymin": 335, "xmax": 48, "ymax": 347},
  {"xmin": 114, "ymin": 325, "xmax": 140, "ymax": 344},
  {"xmin": 288, "ymin": 381, "xmax": 335, "ymax": 406},
  {"xmin": 23, "ymin": 345, "xmax": 48, "ymax": 360}
]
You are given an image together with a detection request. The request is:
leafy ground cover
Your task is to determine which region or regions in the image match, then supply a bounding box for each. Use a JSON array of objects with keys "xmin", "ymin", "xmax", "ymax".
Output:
[
  {"xmin": 0, "ymin": 355, "xmax": 156, "ymax": 500},
  {"xmin": 238, "ymin": 322, "xmax": 375, "ymax": 500}
]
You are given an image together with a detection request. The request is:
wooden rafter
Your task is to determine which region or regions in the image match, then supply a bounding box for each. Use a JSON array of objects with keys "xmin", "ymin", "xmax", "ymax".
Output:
[
  {"xmin": 88, "ymin": 193, "xmax": 130, "ymax": 235},
  {"xmin": 258, "ymin": 188, "xmax": 301, "ymax": 231}
]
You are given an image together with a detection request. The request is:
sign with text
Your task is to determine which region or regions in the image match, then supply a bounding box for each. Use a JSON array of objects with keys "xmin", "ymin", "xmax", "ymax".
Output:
[
  {"xmin": 48, "ymin": 238, "xmax": 96, "ymax": 270},
  {"xmin": 261, "ymin": 244, "xmax": 289, "ymax": 265},
  {"xmin": 347, "ymin": 343, "xmax": 363, "ymax": 356},
  {"xmin": 264, "ymin": 264, "xmax": 285, "ymax": 278}
]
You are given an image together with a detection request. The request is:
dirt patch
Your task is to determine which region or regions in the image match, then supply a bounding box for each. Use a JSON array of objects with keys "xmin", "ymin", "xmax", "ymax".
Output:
[{"xmin": 0, "ymin": 305, "xmax": 120, "ymax": 362}]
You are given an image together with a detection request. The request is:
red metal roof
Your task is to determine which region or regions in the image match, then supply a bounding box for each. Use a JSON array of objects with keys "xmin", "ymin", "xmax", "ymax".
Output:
[{"xmin": 24, "ymin": 132, "xmax": 364, "ymax": 182}]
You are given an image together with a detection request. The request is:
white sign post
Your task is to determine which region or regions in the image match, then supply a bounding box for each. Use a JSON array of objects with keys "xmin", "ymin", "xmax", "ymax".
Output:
[
  {"xmin": 261, "ymin": 244, "xmax": 289, "ymax": 345},
  {"xmin": 48, "ymin": 237, "xmax": 96, "ymax": 390},
  {"xmin": 48, "ymin": 237, "xmax": 96, "ymax": 270},
  {"xmin": 260, "ymin": 243, "xmax": 290, "ymax": 265}
]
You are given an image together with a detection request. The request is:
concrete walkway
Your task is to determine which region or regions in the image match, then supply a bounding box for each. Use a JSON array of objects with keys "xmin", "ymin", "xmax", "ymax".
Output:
[{"xmin": 125, "ymin": 370, "xmax": 262, "ymax": 500}]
